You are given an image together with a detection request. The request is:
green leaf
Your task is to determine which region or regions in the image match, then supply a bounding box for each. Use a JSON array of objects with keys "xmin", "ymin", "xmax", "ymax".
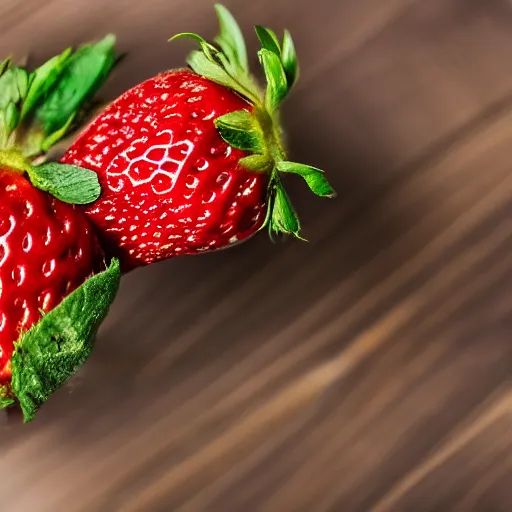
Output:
[
  {"xmin": 170, "ymin": 32, "xmax": 209, "ymax": 45},
  {"xmin": 270, "ymin": 180, "xmax": 302, "ymax": 237},
  {"xmin": 0, "ymin": 67, "xmax": 29, "ymax": 108},
  {"xmin": 20, "ymin": 47, "xmax": 72, "ymax": 121},
  {"xmin": 35, "ymin": 34, "xmax": 117, "ymax": 135},
  {"xmin": 40, "ymin": 112, "xmax": 75, "ymax": 153},
  {"xmin": 0, "ymin": 111, "xmax": 7, "ymax": 147},
  {"xmin": 187, "ymin": 50, "xmax": 238, "ymax": 89},
  {"xmin": 0, "ymin": 70, "xmax": 19, "ymax": 109},
  {"xmin": 28, "ymin": 162, "xmax": 101, "ymax": 204},
  {"xmin": 258, "ymin": 48, "xmax": 289, "ymax": 111},
  {"xmin": 170, "ymin": 6, "xmax": 262, "ymax": 106},
  {"xmin": 239, "ymin": 153, "xmax": 272, "ymax": 172},
  {"xmin": 11, "ymin": 259, "xmax": 121, "ymax": 422},
  {"xmin": 16, "ymin": 67, "xmax": 29, "ymax": 102},
  {"xmin": 214, "ymin": 109, "xmax": 265, "ymax": 152},
  {"xmin": 173, "ymin": 33, "xmax": 259, "ymax": 102},
  {"xmin": 187, "ymin": 50, "xmax": 259, "ymax": 104},
  {"xmin": 277, "ymin": 161, "xmax": 336, "ymax": 198},
  {"xmin": 170, "ymin": 33, "xmax": 218, "ymax": 61},
  {"xmin": 255, "ymin": 26, "xmax": 281, "ymax": 56},
  {"xmin": 282, "ymin": 29, "xmax": 299, "ymax": 87},
  {"xmin": 5, "ymin": 102, "xmax": 20, "ymax": 134},
  {"xmin": 214, "ymin": 4, "xmax": 249, "ymax": 73}
]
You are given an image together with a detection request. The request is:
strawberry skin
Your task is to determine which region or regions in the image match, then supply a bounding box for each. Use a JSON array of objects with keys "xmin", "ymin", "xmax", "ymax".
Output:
[
  {"xmin": 62, "ymin": 71, "xmax": 268, "ymax": 270},
  {"xmin": 0, "ymin": 168, "xmax": 104, "ymax": 384}
]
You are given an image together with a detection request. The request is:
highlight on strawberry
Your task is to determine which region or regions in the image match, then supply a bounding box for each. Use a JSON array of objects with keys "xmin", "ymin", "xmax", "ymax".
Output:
[
  {"xmin": 0, "ymin": 37, "xmax": 121, "ymax": 422},
  {"xmin": 62, "ymin": 4, "xmax": 336, "ymax": 271}
]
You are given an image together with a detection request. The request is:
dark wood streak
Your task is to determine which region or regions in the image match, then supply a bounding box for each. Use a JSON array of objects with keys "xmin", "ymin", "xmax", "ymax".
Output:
[{"xmin": 1, "ymin": 0, "xmax": 512, "ymax": 511}]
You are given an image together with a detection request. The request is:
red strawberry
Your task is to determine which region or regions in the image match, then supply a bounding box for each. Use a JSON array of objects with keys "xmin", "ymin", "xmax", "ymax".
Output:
[
  {"xmin": 63, "ymin": 71, "xmax": 268, "ymax": 269},
  {"xmin": 62, "ymin": 5, "xmax": 336, "ymax": 271},
  {"xmin": 0, "ymin": 166, "xmax": 103, "ymax": 386},
  {"xmin": 0, "ymin": 153, "xmax": 121, "ymax": 421},
  {"xmin": 0, "ymin": 34, "xmax": 121, "ymax": 420}
]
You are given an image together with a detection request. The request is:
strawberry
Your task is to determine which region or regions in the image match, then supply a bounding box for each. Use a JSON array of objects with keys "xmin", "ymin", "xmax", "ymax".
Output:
[
  {"xmin": 62, "ymin": 4, "xmax": 336, "ymax": 271},
  {"xmin": 63, "ymin": 70, "xmax": 268, "ymax": 269},
  {"xmin": 0, "ymin": 153, "xmax": 121, "ymax": 422},
  {"xmin": 0, "ymin": 167, "xmax": 104, "ymax": 384},
  {"xmin": 0, "ymin": 152, "xmax": 121, "ymax": 422},
  {"xmin": 0, "ymin": 37, "xmax": 121, "ymax": 422}
]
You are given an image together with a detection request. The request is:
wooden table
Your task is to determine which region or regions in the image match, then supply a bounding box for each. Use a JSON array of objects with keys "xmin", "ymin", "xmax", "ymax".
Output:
[{"xmin": 1, "ymin": 0, "xmax": 512, "ymax": 510}]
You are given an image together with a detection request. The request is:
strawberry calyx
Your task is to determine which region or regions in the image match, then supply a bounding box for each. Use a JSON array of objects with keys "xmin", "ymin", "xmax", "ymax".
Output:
[
  {"xmin": 0, "ymin": 148, "xmax": 101, "ymax": 205},
  {"xmin": 171, "ymin": 4, "xmax": 336, "ymax": 240},
  {"xmin": 0, "ymin": 34, "xmax": 118, "ymax": 163}
]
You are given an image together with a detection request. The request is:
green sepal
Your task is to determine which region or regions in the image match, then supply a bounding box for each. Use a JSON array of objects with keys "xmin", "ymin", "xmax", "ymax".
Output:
[
  {"xmin": 27, "ymin": 162, "xmax": 101, "ymax": 204},
  {"xmin": 186, "ymin": 50, "xmax": 260, "ymax": 104},
  {"xmin": 35, "ymin": 34, "xmax": 117, "ymax": 135},
  {"xmin": 11, "ymin": 259, "xmax": 121, "ymax": 422},
  {"xmin": 255, "ymin": 26, "xmax": 281, "ymax": 56},
  {"xmin": 277, "ymin": 161, "xmax": 336, "ymax": 198},
  {"xmin": 239, "ymin": 153, "xmax": 272, "ymax": 172},
  {"xmin": 187, "ymin": 50, "xmax": 245, "ymax": 94},
  {"xmin": 169, "ymin": 33, "xmax": 218, "ymax": 60},
  {"xmin": 5, "ymin": 101, "xmax": 20, "ymax": 134},
  {"xmin": 0, "ymin": 66, "xmax": 29, "ymax": 109},
  {"xmin": 269, "ymin": 179, "xmax": 302, "ymax": 239},
  {"xmin": 282, "ymin": 30, "xmax": 299, "ymax": 87},
  {"xmin": 40, "ymin": 112, "xmax": 75, "ymax": 153},
  {"xmin": 172, "ymin": 7, "xmax": 261, "ymax": 104},
  {"xmin": 214, "ymin": 109, "xmax": 266, "ymax": 152},
  {"xmin": 258, "ymin": 49, "xmax": 289, "ymax": 112},
  {"xmin": 0, "ymin": 35, "xmax": 117, "ymax": 161},
  {"xmin": 20, "ymin": 47, "xmax": 72, "ymax": 121},
  {"xmin": 0, "ymin": 67, "xmax": 29, "ymax": 145},
  {"xmin": 214, "ymin": 3, "xmax": 249, "ymax": 73}
]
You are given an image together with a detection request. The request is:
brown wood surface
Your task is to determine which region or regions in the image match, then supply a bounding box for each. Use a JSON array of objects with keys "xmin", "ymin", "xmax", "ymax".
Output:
[{"xmin": 1, "ymin": 0, "xmax": 512, "ymax": 510}]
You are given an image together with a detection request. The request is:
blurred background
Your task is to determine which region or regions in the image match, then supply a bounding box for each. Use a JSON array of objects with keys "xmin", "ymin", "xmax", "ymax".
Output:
[{"xmin": 2, "ymin": 0, "xmax": 512, "ymax": 510}]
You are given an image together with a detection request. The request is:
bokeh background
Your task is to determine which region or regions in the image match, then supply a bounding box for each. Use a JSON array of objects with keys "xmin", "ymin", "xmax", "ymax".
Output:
[{"xmin": 2, "ymin": 0, "xmax": 512, "ymax": 510}]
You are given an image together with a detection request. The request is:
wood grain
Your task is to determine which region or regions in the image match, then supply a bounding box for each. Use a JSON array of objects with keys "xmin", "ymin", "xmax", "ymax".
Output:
[{"xmin": 1, "ymin": 0, "xmax": 512, "ymax": 510}]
